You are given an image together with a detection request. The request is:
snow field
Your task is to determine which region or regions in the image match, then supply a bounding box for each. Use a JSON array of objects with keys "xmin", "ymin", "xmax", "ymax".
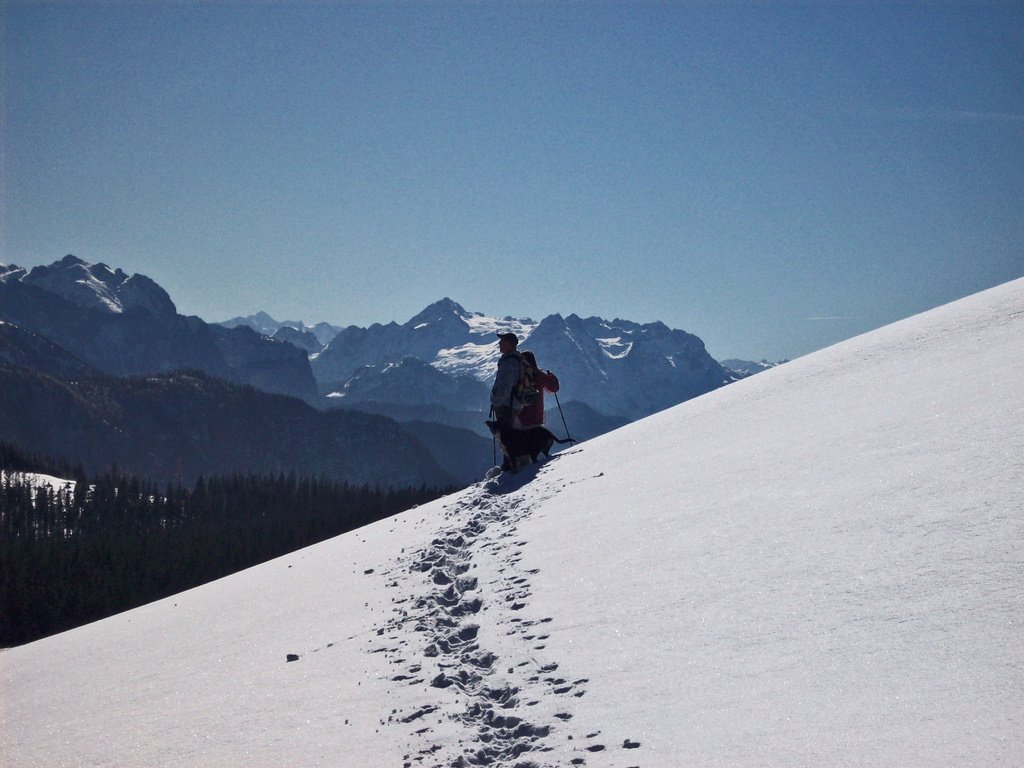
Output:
[{"xmin": 2, "ymin": 277, "xmax": 1022, "ymax": 767}]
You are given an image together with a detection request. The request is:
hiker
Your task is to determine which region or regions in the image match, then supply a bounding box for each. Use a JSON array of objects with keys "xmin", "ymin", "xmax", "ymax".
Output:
[
  {"xmin": 488, "ymin": 334, "xmax": 573, "ymax": 472},
  {"xmin": 489, "ymin": 332, "xmax": 523, "ymax": 435},
  {"xmin": 515, "ymin": 350, "xmax": 559, "ymax": 429},
  {"xmin": 487, "ymin": 332, "xmax": 528, "ymax": 470}
]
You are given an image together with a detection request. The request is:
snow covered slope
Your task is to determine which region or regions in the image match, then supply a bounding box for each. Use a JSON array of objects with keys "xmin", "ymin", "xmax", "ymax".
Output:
[{"xmin": 3, "ymin": 279, "xmax": 1022, "ymax": 767}]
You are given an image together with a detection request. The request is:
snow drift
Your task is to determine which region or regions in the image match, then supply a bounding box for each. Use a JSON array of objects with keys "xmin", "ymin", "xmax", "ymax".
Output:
[{"xmin": 2, "ymin": 278, "xmax": 1022, "ymax": 767}]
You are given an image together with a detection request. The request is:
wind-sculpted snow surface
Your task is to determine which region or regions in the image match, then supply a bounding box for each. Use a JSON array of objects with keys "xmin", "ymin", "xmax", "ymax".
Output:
[{"xmin": 2, "ymin": 278, "xmax": 1022, "ymax": 767}]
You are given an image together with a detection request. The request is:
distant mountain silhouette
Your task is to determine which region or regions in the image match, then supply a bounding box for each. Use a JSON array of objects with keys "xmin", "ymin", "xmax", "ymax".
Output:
[{"xmin": 0, "ymin": 366, "xmax": 450, "ymax": 488}]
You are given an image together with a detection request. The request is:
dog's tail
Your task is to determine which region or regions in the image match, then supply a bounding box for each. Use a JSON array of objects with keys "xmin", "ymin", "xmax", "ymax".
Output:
[{"xmin": 551, "ymin": 434, "xmax": 574, "ymax": 445}]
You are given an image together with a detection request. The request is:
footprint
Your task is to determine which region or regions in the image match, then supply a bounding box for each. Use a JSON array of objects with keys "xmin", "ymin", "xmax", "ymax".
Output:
[
  {"xmin": 401, "ymin": 705, "xmax": 439, "ymax": 723},
  {"xmin": 450, "ymin": 598, "xmax": 482, "ymax": 618}
]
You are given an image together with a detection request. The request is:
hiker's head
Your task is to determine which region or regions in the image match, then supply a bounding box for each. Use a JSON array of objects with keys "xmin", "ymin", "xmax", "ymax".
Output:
[{"xmin": 497, "ymin": 332, "xmax": 518, "ymax": 353}]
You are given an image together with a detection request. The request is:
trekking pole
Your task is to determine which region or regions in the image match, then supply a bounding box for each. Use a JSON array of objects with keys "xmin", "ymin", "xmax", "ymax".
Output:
[
  {"xmin": 489, "ymin": 406, "xmax": 496, "ymax": 465},
  {"xmin": 553, "ymin": 392, "xmax": 576, "ymax": 446}
]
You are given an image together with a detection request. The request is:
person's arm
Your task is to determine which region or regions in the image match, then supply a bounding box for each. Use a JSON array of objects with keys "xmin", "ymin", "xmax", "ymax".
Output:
[{"xmin": 540, "ymin": 370, "xmax": 559, "ymax": 393}]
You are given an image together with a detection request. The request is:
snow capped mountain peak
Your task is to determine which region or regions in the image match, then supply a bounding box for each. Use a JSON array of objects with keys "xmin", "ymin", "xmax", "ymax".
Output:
[
  {"xmin": 4, "ymin": 278, "xmax": 1021, "ymax": 766},
  {"xmin": 219, "ymin": 310, "xmax": 286, "ymax": 338},
  {"xmin": 405, "ymin": 297, "xmax": 471, "ymax": 329},
  {"xmin": 10, "ymin": 254, "xmax": 177, "ymax": 321},
  {"xmin": 250, "ymin": 310, "xmax": 282, "ymax": 332},
  {"xmin": 25, "ymin": 255, "xmax": 127, "ymax": 313},
  {"xmin": 0, "ymin": 263, "xmax": 27, "ymax": 281},
  {"xmin": 312, "ymin": 299, "xmax": 726, "ymax": 416}
]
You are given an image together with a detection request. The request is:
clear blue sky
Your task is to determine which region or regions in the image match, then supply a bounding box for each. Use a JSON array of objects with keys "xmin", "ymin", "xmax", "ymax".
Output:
[{"xmin": 3, "ymin": 1, "xmax": 1022, "ymax": 361}]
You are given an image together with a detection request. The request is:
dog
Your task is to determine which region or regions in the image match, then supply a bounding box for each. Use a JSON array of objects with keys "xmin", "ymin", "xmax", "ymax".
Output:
[{"xmin": 486, "ymin": 422, "xmax": 573, "ymax": 471}]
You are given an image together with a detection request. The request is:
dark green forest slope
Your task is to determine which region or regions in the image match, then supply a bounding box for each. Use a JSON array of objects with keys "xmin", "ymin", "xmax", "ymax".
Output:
[{"xmin": 1, "ymin": 441, "xmax": 452, "ymax": 646}]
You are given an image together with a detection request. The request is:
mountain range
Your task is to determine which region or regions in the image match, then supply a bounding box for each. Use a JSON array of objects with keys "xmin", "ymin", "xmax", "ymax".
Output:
[
  {"xmin": 224, "ymin": 296, "xmax": 736, "ymax": 425},
  {"xmin": 1, "ymin": 255, "xmax": 746, "ymax": 484},
  {"xmin": 4, "ymin": 276, "xmax": 1020, "ymax": 766},
  {"xmin": 219, "ymin": 310, "xmax": 342, "ymax": 349},
  {"xmin": 0, "ymin": 257, "xmax": 443, "ymax": 486}
]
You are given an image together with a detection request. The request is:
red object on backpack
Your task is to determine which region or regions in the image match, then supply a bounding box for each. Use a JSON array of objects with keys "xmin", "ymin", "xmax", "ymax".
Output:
[{"xmin": 516, "ymin": 369, "xmax": 559, "ymax": 428}]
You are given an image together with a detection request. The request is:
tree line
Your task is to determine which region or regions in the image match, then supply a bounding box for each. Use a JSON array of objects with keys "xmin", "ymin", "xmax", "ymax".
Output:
[
  {"xmin": 0, "ymin": 441, "xmax": 452, "ymax": 646},
  {"xmin": 0, "ymin": 439, "xmax": 83, "ymax": 478}
]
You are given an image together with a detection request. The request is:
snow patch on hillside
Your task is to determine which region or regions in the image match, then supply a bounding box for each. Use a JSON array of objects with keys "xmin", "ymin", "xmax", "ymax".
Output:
[
  {"xmin": 0, "ymin": 470, "xmax": 76, "ymax": 496},
  {"xmin": 462, "ymin": 312, "xmax": 536, "ymax": 340},
  {"xmin": 433, "ymin": 313, "xmax": 538, "ymax": 381},
  {"xmin": 596, "ymin": 336, "xmax": 632, "ymax": 359}
]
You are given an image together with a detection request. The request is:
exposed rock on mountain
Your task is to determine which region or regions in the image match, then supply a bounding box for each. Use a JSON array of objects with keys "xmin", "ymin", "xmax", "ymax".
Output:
[
  {"xmin": 0, "ymin": 256, "xmax": 318, "ymax": 403},
  {"xmin": 271, "ymin": 325, "xmax": 323, "ymax": 354},
  {"xmin": 207, "ymin": 324, "xmax": 319, "ymax": 403},
  {"xmin": 326, "ymin": 357, "xmax": 489, "ymax": 408}
]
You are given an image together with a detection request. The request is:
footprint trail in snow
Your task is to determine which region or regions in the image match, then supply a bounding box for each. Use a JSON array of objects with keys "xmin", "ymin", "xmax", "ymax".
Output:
[{"xmin": 366, "ymin": 463, "xmax": 633, "ymax": 767}]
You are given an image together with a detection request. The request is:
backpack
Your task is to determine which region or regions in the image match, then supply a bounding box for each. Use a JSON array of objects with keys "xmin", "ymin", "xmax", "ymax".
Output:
[{"xmin": 516, "ymin": 356, "xmax": 538, "ymax": 407}]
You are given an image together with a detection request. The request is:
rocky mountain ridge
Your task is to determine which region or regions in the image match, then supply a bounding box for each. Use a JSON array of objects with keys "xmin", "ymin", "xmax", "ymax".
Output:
[
  {"xmin": 227, "ymin": 297, "xmax": 734, "ymax": 422},
  {"xmin": 0, "ymin": 256, "xmax": 318, "ymax": 403},
  {"xmin": 1, "ymin": 255, "xmax": 750, "ymax": 483}
]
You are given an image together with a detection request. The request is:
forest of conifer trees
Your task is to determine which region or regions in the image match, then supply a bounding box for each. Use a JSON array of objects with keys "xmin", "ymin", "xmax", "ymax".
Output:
[{"xmin": 0, "ymin": 441, "xmax": 452, "ymax": 646}]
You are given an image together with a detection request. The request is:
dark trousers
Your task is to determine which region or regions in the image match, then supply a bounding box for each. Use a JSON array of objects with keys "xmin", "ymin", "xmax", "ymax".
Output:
[{"xmin": 492, "ymin": 406, "xmax": 516, "ymax": 469}]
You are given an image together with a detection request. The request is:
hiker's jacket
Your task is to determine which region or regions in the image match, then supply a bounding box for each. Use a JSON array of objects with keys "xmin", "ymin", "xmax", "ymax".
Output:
[
  {"xmin": 490, "ymin": 351, "xmax": 524, "ymax": 412},
  {"xmin": 516, "ymin": 370, "xmax": 559, "ymax": 428}
]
